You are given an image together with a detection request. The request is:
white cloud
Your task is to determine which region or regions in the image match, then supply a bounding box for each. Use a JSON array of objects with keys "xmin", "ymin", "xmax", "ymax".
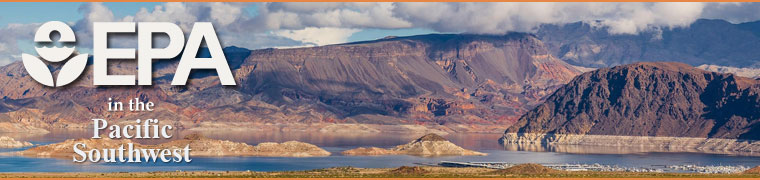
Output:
[
  {"xmin": 256, "ymin": 2, "xmax": 411, "ymax": 30},
  {"xmin": 130, "ymin": 2, "xmax": 198, "ymax": 30},
  {"xmin": 700, "ymin": 2, "xmax": 760, "ymax": 23},
  {"xmin": 72, "ymin": 2, "xmax": 118, "ymax": 49},
  {"xmin": 4, "ymin": 2, "xmax": 760, "ymax": 66},
  {"xmin": 128, "ymin": 2, "xmax": 250, "ymax": 31},
  {"xmin": 0, "ymin": 23, "xmax": 37, "ymax": 66},
  {"xmin": 391, "ymin": 2, "xmax": 708, "ymax": 34},
  {"xmin": 113, "ymin": 2, "xmax": 385, "ymax": 47},
  {"xmin": 249, "ymin": 2, "xmax": 717, "ymax": 35},
  {"xmin": 273, "ymin": 27, "xmax": 360, "ymax": 47},
  {"xmin": 594, "ymin": 2, "xmax": 705, "ymax": 34}
]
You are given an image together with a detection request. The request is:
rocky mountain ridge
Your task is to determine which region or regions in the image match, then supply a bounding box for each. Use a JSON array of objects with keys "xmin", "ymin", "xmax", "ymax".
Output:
[
  {"xmin": 505, "ymin": 62, "xmax": 760, "ymax": 139},
  {"xmin": 0, "ymin": 33, "xmax": 581, "ymax": 133}
]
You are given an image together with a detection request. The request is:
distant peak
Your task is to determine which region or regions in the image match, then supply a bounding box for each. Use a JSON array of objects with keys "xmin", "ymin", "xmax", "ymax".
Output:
[
  {"xmin": 381, "ymin": 36, "xmax": 397, "ymax": 40},
  {"xmin": 340, "ymin": 33, "xmax": 537, "ymax": 46},
  {"xmin": 693, "ymin": 18, "xmax": 732, "ymax": 25},
  {"xmin": 617, "ymin": 62, "xmax": 697, "ymax": 72}
]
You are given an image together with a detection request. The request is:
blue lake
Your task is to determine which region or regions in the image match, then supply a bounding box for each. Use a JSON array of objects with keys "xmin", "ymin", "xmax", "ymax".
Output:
[{"xmin": 1, "ymin": 130, "xmax": 759, "ymax": 172}]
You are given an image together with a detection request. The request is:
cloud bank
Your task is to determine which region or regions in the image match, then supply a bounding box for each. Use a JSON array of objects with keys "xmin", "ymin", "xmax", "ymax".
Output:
[
  {"xmin": 1, "ymin": 2, "xmax": 760, "ymax": 65},
  {"xmin": 257, "ymin": 2, "xmax": 713, "ymax": 34}
]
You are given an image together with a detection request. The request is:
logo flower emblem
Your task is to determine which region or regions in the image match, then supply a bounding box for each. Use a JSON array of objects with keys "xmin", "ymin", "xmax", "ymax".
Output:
[{"xmin": 22, "ymin": 21, "xmax": 88, "ymax": 87}]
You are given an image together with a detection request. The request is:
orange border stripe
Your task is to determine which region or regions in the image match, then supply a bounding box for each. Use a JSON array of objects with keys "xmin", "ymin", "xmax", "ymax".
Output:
[{"xmin": 2, "ymin": 179, "xmax": 760, "ymax": 180}]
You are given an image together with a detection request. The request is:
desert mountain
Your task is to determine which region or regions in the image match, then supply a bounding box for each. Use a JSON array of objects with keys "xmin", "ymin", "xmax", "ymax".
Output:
[
  {"xmin": 0, "ymin": 33, "xmax": 580, "ymax": 133},
  {"xmin": 537, "ymin": 19, "xmax": 760, "ymax": 68},
  {"xmin": 505, "ymin": 62, "xmax": 760, "ymax": 140}
]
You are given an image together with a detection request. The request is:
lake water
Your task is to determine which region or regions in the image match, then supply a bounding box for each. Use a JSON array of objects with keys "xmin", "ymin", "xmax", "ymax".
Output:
[{"xmin": 1, "ymin": 130, "xmax": 759, "ymax": 172}]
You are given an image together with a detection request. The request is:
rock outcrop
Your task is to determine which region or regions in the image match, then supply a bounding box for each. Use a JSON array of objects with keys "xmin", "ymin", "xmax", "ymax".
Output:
[
  {"xmin": 506, "ymin": 62, "xmax": 760, "ymax": 139},
  {"xmin": 20, "ymin": 134, "xmax": 330, "ymax": 158},
  {"xmin": 503, "ymin": 62, "xmax": 760, "ymax": 154},
  {"xmin": 342, "ymin": 133, "xmax": 485, "ymax": 156},
  {"xmin": 745, "ymin": 166, "xmax": 760, "ymax": 174},
  {"xmin": 160, "ymin": 134, "xmax": 330, "ymax": 157},
  {"xmin": 250, "ymin": 141, "xmax": 331, "ymax": 157},
  {"xmin": 0, "ymin": 136, "xmax": 33, "ymax": 148}
]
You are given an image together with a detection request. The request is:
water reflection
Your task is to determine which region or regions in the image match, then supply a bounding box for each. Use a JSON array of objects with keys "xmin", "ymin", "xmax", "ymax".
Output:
[
  {"xmin": 3, "ymin": 130, "xmax": 760, "ymax": 172},
  {"xmin": 503, "ymin": 143, "xmax": 760, "ymax": 157},
  {"xmin": 3, "ymin": 148, "xmax": 760, "ymax": 172},
  {"xmin": 1, "ymin": 129, "xmax": 506, "ymax": 150}
]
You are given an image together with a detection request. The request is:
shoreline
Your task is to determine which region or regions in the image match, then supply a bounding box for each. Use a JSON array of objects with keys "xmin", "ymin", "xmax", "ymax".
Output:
[
  {"xmin": 4, "ymin": 132, "xmax": 760, "ymax": 175},
  {"xmin": 0, "ymin": 165, "xmax": 759, "ymax": 178},
  {"xmin": 501, "ymin": 133, "xmax": 760, "ymax": 156},
  {"xmin": 0, "ymin": 122, "xmax": 511, "ymax": 138},
  {"xmin": 16, "ymin": 134, "xmax": 331, "ymax": 158}
]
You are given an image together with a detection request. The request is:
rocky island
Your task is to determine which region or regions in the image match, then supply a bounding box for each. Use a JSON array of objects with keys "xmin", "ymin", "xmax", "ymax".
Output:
[
  {"xmin": 19, "ymin": 138, "xmax": 134, "ymax": 157},
  {"xmin": 0, "ymin": 136, "xmax": 33, "ymax": 148},
  {"xmin": 19, "ymin": 134, "xmax": 329, "ymax": 158},
  {"xmin": 159, "ymin": 134, "xmax": 330, "ymax": 157},
  {"xmin": 342, "ymin": 133, "xmax": 486, "ymax": 156}
]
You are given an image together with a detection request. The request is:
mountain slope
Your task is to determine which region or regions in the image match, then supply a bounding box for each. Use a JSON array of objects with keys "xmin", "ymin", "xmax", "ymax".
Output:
[
  {"xmin": 0, "ymin": 33, "xmax": 581, "ymax": 133},
  {"xmin": 505, "ymin": 62, "xmax": 760, "ymax": 139},
  {"xmin": 235, "ymin": 34, "xmax": 579, "ymax": 122}
]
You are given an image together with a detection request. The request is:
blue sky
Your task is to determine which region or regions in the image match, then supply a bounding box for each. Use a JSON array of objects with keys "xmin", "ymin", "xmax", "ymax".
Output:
[
  {"xmin": 0, "ymin": 2, "xmax": 435, "ymax": 45},
  {"xmin": 0, "ymin": 2, "xmax": 441, "ymax": 65},
  {"xmin": 0, "ymin": 3, "xmax": 162, "ymax": 26}
]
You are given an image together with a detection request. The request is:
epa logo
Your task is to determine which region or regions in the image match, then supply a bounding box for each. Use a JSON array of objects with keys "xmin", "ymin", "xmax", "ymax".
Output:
[
  {"xmin": 21, "ymin": 21, "xmax": 236, "ymax": 87},
  {"xmin": 22, "ymin": 21, "xmax": 88, "ymax": 87}
]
